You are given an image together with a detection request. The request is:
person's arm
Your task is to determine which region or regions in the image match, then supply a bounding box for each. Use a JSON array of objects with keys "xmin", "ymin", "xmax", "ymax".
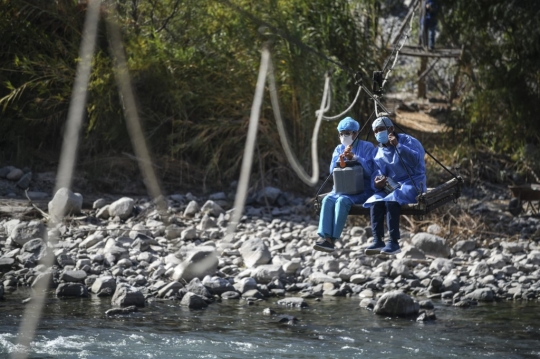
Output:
[
  {"xmin": 329, "ymin": 145, "xmax": 342, "ymax": 173},
  {"xmin": 395, "ymin": 135, "xmax": 424, "ymax": 167}
]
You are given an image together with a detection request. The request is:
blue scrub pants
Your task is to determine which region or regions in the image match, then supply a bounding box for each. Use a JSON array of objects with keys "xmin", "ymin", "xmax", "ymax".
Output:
[
  {"xmin": 370, "ymin": 201, "xmax": 401, "ymax": 242},
  {"xmin": 317, "ymin": 195, "xmax": 353, "ymax": 240}
]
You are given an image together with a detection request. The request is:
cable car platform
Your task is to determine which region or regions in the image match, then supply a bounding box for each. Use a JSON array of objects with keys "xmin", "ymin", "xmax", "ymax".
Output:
[{"xmin": 397, "ymin": 45, "xmax": 462, "ymax": 58}]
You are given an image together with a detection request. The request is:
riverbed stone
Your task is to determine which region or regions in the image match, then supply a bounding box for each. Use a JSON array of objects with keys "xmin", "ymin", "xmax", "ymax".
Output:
[
  {"xmin": 8, "ymin": 220, "xmax": 47, "ymax": 247},
  {"xmin": 239, "ymin": 237, "xmax": 271, "ymax": 268},
  {"xmin": 172, "ymin": 246, "xmax": 218, "ymax": 282},
  {"xmin": 157, "ymin": 281, "xmax": 184, "ymax": 298},
  {"xmin": 373, "ymin": 291, "xmax": 419, "ymax": 317},
  {"xmin": 411, "ymin": 233, "xmax": 450, "ymax": 258},
  {"xmin": 180, "ymin": 292, "xmax": 208, "ymax": 309},
  {"xmin": 108, "ymin": 197, "xmax": 135, "ymax": 220},
  {"xmin": 56, "ymin": 283, "xmax": 89, "ymax": 297},
  {"xmin": 91, "ymin": 276, "xmax": 117, "ymax": 295},
  {"xmin": 251, "ymin": 264, "xmax": 284, "ymax": 284},
  {"xmin": 277, "ymin": 297, "xmax": 308, "ymax": 308},
  {"xmin": 48, "ymin": 187, "xmax": 83, "ymax": 221},
  {"xmin": 111, "ymin": 284, "xmax": 145, "ymax": 307},
  {"xmin": 60, "ymin": 270, "xmax": 87, "ymax": 283}
]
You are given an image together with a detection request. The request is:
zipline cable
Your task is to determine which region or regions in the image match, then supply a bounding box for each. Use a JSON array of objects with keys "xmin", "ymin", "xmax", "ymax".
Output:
[
  {"xmin": 268, "ymin": 52, "xmax": 331, "ymax": 186},
  {"xmin": 13, "ymin": 1, "xmax": 102, "ymax": 358},
  {"xmin": 225, "ymin": 45, "xmax": 270, "ymax": 239}
]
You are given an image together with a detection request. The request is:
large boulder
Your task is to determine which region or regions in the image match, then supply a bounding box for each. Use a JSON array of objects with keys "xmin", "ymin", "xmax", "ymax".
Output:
[
  {"xmin": 239, "ymin": 237, "xmax": 271, "ymax": 268},
  {"xmin": 373, "ymin": 290, "xmax": 420, "ymax": 317},
  {"xmin": 56, "ymin": 283, "xmax": 89, "ymax": 298},
  {"xmin": 180, "ymin": 292, "xmax": 208, "ymax": 309},
  {"xmin": 111, "ymin": 284, "xmax": 145, "ymax": 307},
  {"xmin": 251, "ymin": 265, "xmax": 284, "ymax": 284},
  {"xmin": 48, "ymin": 187, "xmax": 83, "ymax": 221},
  {"xmin": 172, "ymin": 246, "xmax": 218, "ymax": 282},
  {"xmin": 411, "ymin": 233, "xmax": 450, "ymax": 258},
  {"xmin": 8, "ymin": 220, "xmax": 47, "ymax": 247},
  {"xmin": 108, "ymin": 197, "xmax": 135, "ymax": 220},
  {"xmin": 91, "ymin": 276, "xmax": 117, "ymax": 296}
]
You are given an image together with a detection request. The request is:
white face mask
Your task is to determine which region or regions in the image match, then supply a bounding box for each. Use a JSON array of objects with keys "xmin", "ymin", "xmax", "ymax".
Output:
[{"xmin": 340, "ymin": 134, "xmax": 354, "ymax": 146}]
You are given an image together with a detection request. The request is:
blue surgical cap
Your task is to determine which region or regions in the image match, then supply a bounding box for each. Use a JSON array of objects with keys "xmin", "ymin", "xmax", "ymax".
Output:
[
  {"xmin": 337, "ymin": 117, "xmax": 360, "ymax": 132},
  {"xmin": 372, "ymin": 116, "xmax": 393, "ymax": 130}
]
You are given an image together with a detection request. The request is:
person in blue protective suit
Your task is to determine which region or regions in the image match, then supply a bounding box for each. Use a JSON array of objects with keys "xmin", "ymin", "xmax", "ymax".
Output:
[
  {"xmin": 313, "ymin": 117, "xmax": 376, "ymax": 253},
  {"xmin": 421, "ymin": 0, "xmax": 438, "ymax": 50},
  {"xmin": 363, "ymin": 116, "xmax": 426, "ymax": 255}
]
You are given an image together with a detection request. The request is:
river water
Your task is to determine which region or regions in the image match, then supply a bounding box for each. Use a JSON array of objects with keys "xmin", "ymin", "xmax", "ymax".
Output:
[{"xmin": 1, "ymin": 289, "xmax": 540, "ymax": 359}]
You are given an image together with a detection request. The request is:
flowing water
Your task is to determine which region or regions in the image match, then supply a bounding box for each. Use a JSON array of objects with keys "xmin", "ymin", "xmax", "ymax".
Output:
[{"xmin": 1, "ymin": 289, "xmax": 540, "ymax": 359}]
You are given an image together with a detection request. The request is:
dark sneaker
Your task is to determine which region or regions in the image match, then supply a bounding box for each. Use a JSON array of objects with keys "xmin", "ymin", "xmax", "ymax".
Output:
[
  {"xmin": 313, "ymin": 239, "xmax": 335, "ymax": 253},
  {"xmin": 364, "ymin": 239, "xmax": 385, "ymax": 255},
  {"xmin": 380, "ymin": 240, "xmax": 401, "ymax": 255}
]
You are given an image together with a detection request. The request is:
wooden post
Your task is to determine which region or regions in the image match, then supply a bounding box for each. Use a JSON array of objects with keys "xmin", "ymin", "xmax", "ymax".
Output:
[
  {"xmin": 418, "ymin": 57, "xmax": 427, "ymax": 98},
  {"xmin": 449, "ymin": 46, "xmax": 465, "ymax": 104}
]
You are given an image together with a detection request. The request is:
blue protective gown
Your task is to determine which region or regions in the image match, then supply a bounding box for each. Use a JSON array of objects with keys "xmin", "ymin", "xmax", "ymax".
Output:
[
  {"xmin": 317, "ymin": 140, "xmax": 376, "ymax": 240},
  {"xmin": 363, "ymin": 133, "xmax": 427, "ymax": 207}
]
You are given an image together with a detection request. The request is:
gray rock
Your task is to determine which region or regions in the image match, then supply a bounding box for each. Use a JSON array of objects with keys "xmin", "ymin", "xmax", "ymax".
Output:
[
  {"xmin": 106, "ymin": 306, "xmax": 138, "ymax": 316},
  {"xmin": 6, "ymin": 168, "xmax": 24, "ymax": 181},
  {"xmin": 221, "ymin": 291, "xmax": 241, "ymax": 299},
  {"xmin": 183, "ymin": 201, "xmax": 200, "ymax": 217},
  {"xmin": 277, "ymin": 297, "xmax": 308, "ymax": 308},
  {"xmin": 8, "ymin": 220, "xmax": 47, "ymax": 247},
  {"xmin": 60, "ymin": 270, "xmax": 87, "ymax": 283},
  {"xmin": 172, "ymin": 246, "xmax": 218, "ymax": 282},
  {"xmin": 453, "ymin": 240, "xmax": 476, "ymax": 253},
  {"xmin": 200, "ymin": 200, "xmax": 224, "ymax": 217},
  {"xmin": 181, "ymin": 227, "xmax": 197, "ymax": 240},
  {"xmin": 180, "ymin": 292, "xmax": 208, "ymax": 309},
  {"xmin": 411, "ymin": 233, "xmax": 450, "ymax": 258},
  {"xmin": 251, "ymin": 265, "xmax": 284, "ymax": 284},
  {"xmin": 234, "ymin": 277, "xmax": 258, "ymax": 294},
  {"xmin": 48, "ymin": 188, "xmax": 83, "ymax": 221},
  {"xmin": 373, "ymin": 291, "xmax": 420, "ymax": 317},
  {"xmin": 429, "ymin": 258, "xmax": 454, "ymax": 275},
  {"xmin": 359, "ymin": 298, "xmax": 376, "ymax": 309},
  {"xmin": 56, "ymin": 283, "xmax": 89, "ymax": 297},
  {"xmin": 111, "ymin": 285, "xmax": 145, "ymax": 307},
  {"xmin": 0, "ymin": 257, "xmax": 15, "ymax": 272},
  {"xmin": 239, "ymin": 237, "xmax": 271, "ymax": 268},
  {"xmin": 91, "ymin": 276, "xmax": 117, "ymax": 295},
  {"xmin": 202, "ymin": 276, "xmax": 235, "ymax": 295},
  {"xmin": 186, "ymin": 278, "xmax": 212, "ymax": 297},
  {"xmin": 93, "ymin": 198, "xmax": 107, "ymax": 209},
  {"xmin": 465, "ymin": 288, "xmax": 494, "ymax": 302},
  {"xmin": 157, "ymin": 281, "xmax": 184, "ymax": 298},
  {"xmin": 108, "ymin": 197, "xmax": 135, "ymax": 219},
  {"xmin": 16, "ymin": 173, "xmax": 32, "ymax": 189}
]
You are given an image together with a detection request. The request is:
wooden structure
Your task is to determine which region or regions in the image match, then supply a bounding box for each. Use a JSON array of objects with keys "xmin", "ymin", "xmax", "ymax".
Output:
[
  {"xmin": 316, "ymin": 177, "xmax": 463, "ymax": 219},
  {"xmin": 389, "ymin": 0, "xmax": 463, "ymax": 98},
  {"xmin": 508, "ymin": 184, "xmax": 540, "ymax": 215}
]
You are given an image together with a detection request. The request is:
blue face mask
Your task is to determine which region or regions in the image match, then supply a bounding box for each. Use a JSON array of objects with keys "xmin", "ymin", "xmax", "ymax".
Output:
[{"xmin": 375, "ymin": 130, "xmax": 389, "ymax": 144}]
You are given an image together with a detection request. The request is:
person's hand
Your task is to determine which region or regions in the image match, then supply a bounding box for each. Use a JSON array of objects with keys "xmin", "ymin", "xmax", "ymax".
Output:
[
  {"xmin": 344, "ymin": 145, "xmax": 354, "ymax": 160},
  {"xmin": 374, "ymin": 175, "xmax": 387, "ymax": 189},
  {"xmin": 388, "ymin": 133, "xmax": 398, "ymax": 146}
]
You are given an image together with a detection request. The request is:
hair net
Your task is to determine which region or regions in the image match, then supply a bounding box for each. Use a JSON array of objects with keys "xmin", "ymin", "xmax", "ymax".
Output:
[
  {"xmin": 372, "ymin": 116, "xmax": 393, "ymax": 130},
  {"xmin": 337, "ymin": 117, "xmax": 360, "ymax": 132}
]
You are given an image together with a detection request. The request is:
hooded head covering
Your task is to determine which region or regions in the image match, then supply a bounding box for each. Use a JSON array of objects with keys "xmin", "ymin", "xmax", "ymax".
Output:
[
  {"xmin": 372, "ymin": 116, "xmax": 393, "ymax": 130},
  {"xmin": 337, "ymin": 117, "xmax": 360, "ymax": 132}
]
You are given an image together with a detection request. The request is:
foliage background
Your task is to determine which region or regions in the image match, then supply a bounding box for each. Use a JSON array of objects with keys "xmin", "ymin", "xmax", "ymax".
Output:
[{"xmin": 0, "ymin": 0, "xmax": 539, "ymax": 194}]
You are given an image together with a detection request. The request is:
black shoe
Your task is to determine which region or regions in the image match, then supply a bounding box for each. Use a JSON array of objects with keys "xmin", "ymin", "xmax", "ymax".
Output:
[{"xmin": 313, "ymin": 239, "xmax": 335, "ymax": 253}]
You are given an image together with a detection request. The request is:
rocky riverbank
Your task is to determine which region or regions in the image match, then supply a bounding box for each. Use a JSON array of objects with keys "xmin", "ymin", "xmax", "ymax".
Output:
[{"xmin": 1, "ymin": 166, "xmax": 540, "ymax": 322}]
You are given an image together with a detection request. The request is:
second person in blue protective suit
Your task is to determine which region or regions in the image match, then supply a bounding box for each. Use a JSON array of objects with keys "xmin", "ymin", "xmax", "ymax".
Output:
[
  {"xmin": 313, "ymin": 117, "xmax": 376, "ymax": 253},
  {"xmin": 363, "ymin": 116, "xmax": 427, "ymax": 255}
]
